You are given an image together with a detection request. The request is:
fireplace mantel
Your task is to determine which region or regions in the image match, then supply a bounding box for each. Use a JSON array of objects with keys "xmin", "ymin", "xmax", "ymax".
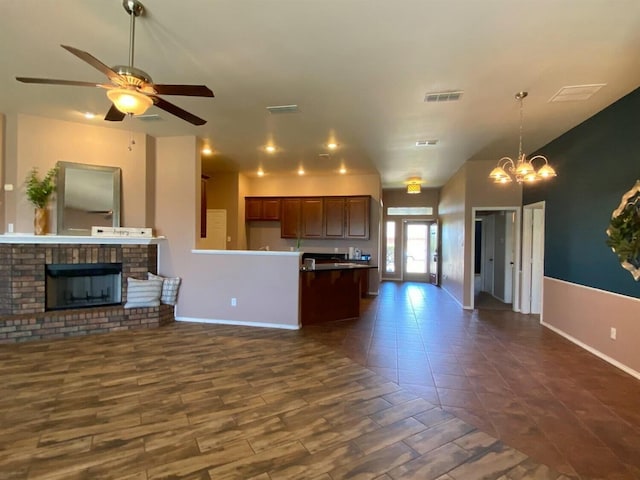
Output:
[
  {"xmin": 0, "ymin": 235, "xmax": 165, "ymax": 245},
  {"xmin": 0, "ymin": 241, "xmax": 173, "ymax": 343}
]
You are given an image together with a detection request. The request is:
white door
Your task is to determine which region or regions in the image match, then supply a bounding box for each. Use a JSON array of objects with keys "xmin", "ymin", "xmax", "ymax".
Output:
[
  {"xmin": 521, "ymin": 203, "xmax": 545, "ymax": 314},
  {"xmin": 503, "ymin": 211, "xmax": 515, "ymax": 303},
  {"xmin": 206, "ymin": 209, "xmax": 227, "ymax": 250},
  {"xmin": 530, "ymin": 208, "xmax": 544, "ymax": 314}
]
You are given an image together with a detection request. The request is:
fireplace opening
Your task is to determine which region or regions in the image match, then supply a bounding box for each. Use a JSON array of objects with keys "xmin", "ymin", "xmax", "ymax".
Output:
[{"xmin": 46, "ymin": 263, "xmax": 122, "ymax": 311}]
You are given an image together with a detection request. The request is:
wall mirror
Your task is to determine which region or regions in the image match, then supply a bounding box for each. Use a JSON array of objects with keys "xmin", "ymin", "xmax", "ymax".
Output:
[{"xmin": 56, "ymin": 161, "xmax": 121, "ymax": 235}]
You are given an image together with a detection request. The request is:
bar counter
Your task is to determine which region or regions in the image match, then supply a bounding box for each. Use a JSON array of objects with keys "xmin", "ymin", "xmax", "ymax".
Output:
[{"xmin": 299, "ymin": 263, "xmax": 377, "ymax": 325}]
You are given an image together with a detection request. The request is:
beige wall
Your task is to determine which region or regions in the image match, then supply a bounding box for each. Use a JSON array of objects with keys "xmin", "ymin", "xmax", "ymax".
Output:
[
  {"xmin": 156, "ymin": 136, "xmax": 300, "ymax": 328},
  {"xmin": 205, "ymin": 172, "xmax": 240, "ymax": 249},
  {"xmin": 543, "ymin": 277, "xmax": 640, "ymax": 377},
  {"xmin": 439, "ymin": 165, "xmax": 466, "ymax": 305},
  {"xmin": 438, "ymin": 160, "xmax": 522, "ymax": 307},
  {"xmin": 245, "ymin": 173, "xmax": 382, "ymax": 294},
  {"xmin": 3, "ymin": 114, "xmax": 151, "ymax": 234},
  {"xmin": 0, "ymin": 113, "xmax": 5, "ymax": 232},
  {"xmin": 383, "ymin": 187, "xmax": 439, "ymax": 214},
  {"xmin": 464, "ymin": 160, "xmax": 522, "ymax": 307}
]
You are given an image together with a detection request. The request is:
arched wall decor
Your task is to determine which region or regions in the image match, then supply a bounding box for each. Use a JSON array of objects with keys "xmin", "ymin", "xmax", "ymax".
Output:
[{"xmin": 606, "ymin": 179, "xmax": 640, "ymax": 281}]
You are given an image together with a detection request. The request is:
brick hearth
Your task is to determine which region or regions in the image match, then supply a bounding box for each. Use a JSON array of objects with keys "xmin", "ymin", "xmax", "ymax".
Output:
[{"xmin": 0, "ymin": 242, "xmax": 174, "ymax": 343}]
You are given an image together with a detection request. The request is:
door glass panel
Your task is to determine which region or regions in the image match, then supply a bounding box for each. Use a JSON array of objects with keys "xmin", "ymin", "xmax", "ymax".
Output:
[
  {"xmin": 385, "ymin": 221, "xmax": 396, "ymax": 273},
  {"xmin": 405, "ymin": 223, "xmax": 428, "ymax": 274}
]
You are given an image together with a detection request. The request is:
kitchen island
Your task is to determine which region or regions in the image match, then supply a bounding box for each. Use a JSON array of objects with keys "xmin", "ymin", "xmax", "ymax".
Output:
[{"xmin": 299, "ymin": 263, "xmax": 377, "ymax": 325}]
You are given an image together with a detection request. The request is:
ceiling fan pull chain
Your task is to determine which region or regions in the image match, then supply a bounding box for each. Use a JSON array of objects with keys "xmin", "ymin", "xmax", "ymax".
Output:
[{"xmin": 128, "ymin": 114, "xmax": 136, "ymax": 151}]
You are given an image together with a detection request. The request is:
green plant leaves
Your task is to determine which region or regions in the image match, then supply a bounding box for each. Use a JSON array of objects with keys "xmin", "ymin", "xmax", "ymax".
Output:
[{"xmin": 25, "ymin": 166, "xmax": 58, "ymax": 209}]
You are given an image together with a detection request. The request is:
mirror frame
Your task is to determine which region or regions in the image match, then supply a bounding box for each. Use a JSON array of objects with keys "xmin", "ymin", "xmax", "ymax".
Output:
[{"xmin": 56, "ymin": 161, "xmax": 122, "ymax": 236}]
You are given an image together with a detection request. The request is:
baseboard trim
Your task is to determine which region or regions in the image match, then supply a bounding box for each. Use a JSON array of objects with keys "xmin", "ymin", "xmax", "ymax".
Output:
[
  {"xmin": 176, "ymin": 316, "xmax": 301, "ymax": 331},
  {"xmin": 541, "ymin": 320, "xmax": 640, "ymax": 381},
  {"xmin": 441, "ymin": 284, "xmax": 466, "ymax": 309}
]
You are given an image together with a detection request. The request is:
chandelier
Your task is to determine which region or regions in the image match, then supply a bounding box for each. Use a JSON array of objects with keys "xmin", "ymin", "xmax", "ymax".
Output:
[{"xmin": 489, "ymin": 92, "xmax": 557, "ymax": 184}]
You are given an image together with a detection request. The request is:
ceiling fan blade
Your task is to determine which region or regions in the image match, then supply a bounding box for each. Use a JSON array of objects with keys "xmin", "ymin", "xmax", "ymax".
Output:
[
  {"xmin": 16, "ymin": 77, "xmax": 111, "ymax": 88},
  {"xmin": 153, "ymin": 84, "xmax": 214, "ymax": 97},
  {"xmin": 61, "ymin": 45, "xmax": 122, "ymax": 82},
  {"xmin": 152, "ymin": 96, "xmax": 207, "ymax": 126},
  {"xmin": 105, "ymin": 104, "xmax": 126, "ymax": 122}
]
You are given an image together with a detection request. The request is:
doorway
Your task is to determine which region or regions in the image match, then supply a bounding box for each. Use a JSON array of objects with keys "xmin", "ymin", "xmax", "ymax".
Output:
[
  {"xmin": 470, "ymin": 207, "xmax": 520, "ymax": 311},
  {"xmin": 403, "ymin": 221, "xmax": 429, "ymax": 282}
]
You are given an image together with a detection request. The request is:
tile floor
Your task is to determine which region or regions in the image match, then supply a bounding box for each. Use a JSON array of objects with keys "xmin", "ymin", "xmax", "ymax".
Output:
[
  {"xmin": 302, "ymin": 281, "xmax": 640, "ymax": 479},
  {"xmin": 0, "ymin": 320, "xmax": 568, "ymax": 479}
]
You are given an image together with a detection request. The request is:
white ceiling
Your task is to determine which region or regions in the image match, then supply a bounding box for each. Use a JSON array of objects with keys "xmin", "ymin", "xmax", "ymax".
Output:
[{"xmin": 2, "ymin": 0, "xmax": 639, "ymax": 187}]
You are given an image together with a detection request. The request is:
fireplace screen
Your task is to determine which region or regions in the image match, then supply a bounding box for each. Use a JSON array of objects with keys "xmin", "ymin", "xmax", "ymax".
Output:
[{"xmin": 46, "ymin": 263, "xmax": 122, "ymax": 310}]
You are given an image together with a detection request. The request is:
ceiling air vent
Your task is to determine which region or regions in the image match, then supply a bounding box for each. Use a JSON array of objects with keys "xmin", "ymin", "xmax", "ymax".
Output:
[
  {"xmin": 549, "ymin": 84, "xmax": 606, "ymax": 102},
  {"xmin": 416, "ymin": 139, "xmax": 438, "ymax": 146},
  {"xmin": 266, "ymin": 104, "xmax": 300, "ymax": 114},
  {"xmin": 424, "ymin": 90, "xmax": 463, "ymax": 103},
  {"xmin": 135, "ymin": 114, "xmax": 163, "ymax": 122},
  {"xmin": 318, "ymin": 153, "xmax": 330, "ymax": 158}
]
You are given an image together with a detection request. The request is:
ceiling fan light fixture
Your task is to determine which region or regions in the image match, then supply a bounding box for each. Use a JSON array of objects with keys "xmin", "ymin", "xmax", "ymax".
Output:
[{"xmin": 107, "ymin": 88, "xmax": 153, "ymax": 115}]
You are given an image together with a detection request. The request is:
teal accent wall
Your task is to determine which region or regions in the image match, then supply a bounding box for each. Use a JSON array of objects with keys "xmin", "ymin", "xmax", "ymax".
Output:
[{"xmin": 523, "ymin": 87, "xmax": 640, "ymax": 299}]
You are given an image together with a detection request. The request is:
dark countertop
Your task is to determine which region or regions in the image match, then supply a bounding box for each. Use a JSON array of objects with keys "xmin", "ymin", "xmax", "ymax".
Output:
[{"xmin": 300, "ymin": 263, "xmax": 378, "ymax": 272}]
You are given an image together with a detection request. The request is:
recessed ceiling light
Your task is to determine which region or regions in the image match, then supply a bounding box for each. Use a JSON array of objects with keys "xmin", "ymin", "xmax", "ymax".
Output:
[
  {"xmin": 202, "ymin": 146, "xmax": 213, "ymax": 155},
  {"xmin": 339, "ymin": 166, "xmax": 347, "ymax": 174},
  {"xmin": 83, "ymin": 112, "xmax": 96, "ymax": 119},
  {"xmin": 265, "ymin": 145, "xmax": 276, "ymax": 153},
  {"xmin": 327, "ymin": 143, "xmax": 338, "ymax": 150},
  {"xmin": 257, "ymin": 169, "xmax": 264, "ymax": 177},
  {"xmin": 298, "ymin": 167, "xmax": 305, "ymax": 175}
]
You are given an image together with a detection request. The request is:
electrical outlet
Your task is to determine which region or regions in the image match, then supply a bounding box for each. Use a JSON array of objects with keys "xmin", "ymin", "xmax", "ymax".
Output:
[
  {"xmin": 610, "ymin": 327, "xmax": 617, "ymax": 340},
  {"xmin": 231, "ymin": 297, "xmax": 237, "ymax": 307}
]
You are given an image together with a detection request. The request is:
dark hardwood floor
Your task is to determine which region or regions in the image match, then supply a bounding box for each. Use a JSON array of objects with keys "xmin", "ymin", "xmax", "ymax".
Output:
[
  {"xmin": 3, "ymin": 313, "xmax": 566, "ymax": 479},
  {"xmin": 1, "ymin": 281, "xmax": 638, "ymax": 479},
  {"xmin": 303, "ymin": 281, "xmax": 640, "ymax": 479}
]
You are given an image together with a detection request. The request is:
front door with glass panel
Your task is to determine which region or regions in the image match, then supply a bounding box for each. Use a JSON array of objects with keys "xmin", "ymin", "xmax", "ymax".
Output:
[{"xmin": 403, "ymin": 221, "xmax": 429, "ymax": 282}]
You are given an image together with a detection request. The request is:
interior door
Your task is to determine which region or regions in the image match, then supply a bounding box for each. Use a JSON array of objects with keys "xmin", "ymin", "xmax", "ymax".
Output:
[{"xmin": 403, "ymin": 221, "xmax": 429, "ymax": 282}]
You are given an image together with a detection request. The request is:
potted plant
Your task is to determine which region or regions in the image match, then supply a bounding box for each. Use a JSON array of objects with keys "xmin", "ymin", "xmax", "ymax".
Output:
[{"xmin": 25, "ymin": 166, "xmax": 58, "ymax": 235}]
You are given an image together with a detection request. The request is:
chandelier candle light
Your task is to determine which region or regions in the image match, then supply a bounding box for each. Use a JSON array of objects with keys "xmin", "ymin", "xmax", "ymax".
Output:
[{"xmin": 489, "ymin": 92, "xmax": 557, "ymax": 184}]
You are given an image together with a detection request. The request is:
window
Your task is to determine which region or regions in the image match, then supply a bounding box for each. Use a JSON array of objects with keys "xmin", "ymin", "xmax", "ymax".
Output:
[
  {"xmin": 385, "ymin": 221, "xmax": 396, "ymax": 273},
  {"xmin": 387, "ymin": 207, "xmax": 433, "ymax": 216}
]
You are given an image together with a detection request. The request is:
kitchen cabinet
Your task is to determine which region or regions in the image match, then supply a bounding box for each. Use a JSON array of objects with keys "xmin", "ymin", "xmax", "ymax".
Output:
[
  {"xmin": 280, "ymin": 198, "xmax": 301, "ymax": 238},
  {"xmin": 323, "ymin": 197, "xmax": 345, "ymax": 238},
  {"xmin": 245, "ymin": 197, "xmax": 281, "ymax": 221},
  {"xmin": 345, "ymin": 196, "xmax": 370, "ymax": 239},
  {"xmin": 301, "ymin": 198, "xmax": 323, "ymax": 238},
  {"xmin": 247, "ymin": 195, "xmax": 371, "ymax": 240}
]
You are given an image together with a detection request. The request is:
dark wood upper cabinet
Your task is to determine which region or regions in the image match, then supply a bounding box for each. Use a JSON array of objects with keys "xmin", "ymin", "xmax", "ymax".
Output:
[
  {"xmin": 301, "ymin": 198, "xmax": 323, "ymax": 238},
  {"xmin": 245, "ymin": 197, "xmax": 281, "ymax": 221},
  {"xmin": 345, "ymin": 196, "xmax": 370, "ymax": 239},
  {"xmin": 247, "ymin": 195, "xmax": 370, "ymax": 240},
  {"xmin": 262, "ymin": 198, "xmax": 281, "ymax": 220},
  {"xmin": 323, "ymin": 197, "xmax": 346, "ymax": 238},
  {"xmin": 280, "ymin": 198, "xmax": 301, "ymax": 238}
]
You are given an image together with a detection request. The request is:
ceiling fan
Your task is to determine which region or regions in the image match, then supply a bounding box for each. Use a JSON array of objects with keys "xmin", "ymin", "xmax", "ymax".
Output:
[{"xmin": 16, "ymin": 0, "xmax": 213, "ymax": 126}]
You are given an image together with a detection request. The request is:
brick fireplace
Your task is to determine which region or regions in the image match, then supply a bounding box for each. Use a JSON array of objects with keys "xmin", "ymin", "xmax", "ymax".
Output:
[{"xmin": 0, "ymin": 239, "xmax": 173, "ymax": 343}]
